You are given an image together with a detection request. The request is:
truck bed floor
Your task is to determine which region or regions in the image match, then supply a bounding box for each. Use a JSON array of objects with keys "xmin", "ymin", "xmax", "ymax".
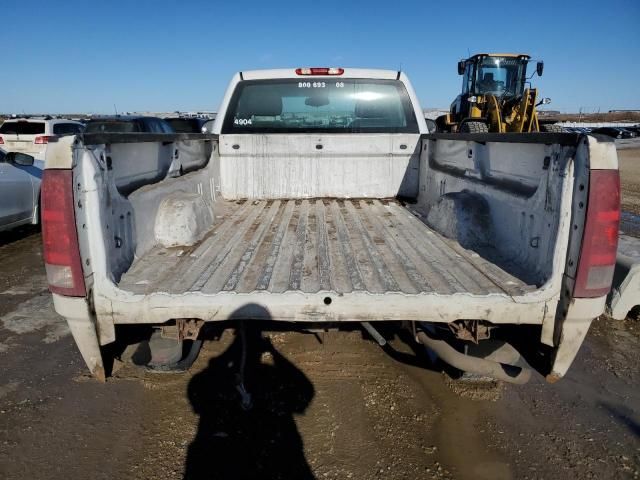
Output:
[{"xmin": 118, "ymin": 199, "xmax": 535, "ymax": 297}]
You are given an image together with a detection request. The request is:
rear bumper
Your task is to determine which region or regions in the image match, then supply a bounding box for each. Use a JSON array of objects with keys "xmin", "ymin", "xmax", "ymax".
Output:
[
  {"xmin": 547, "ymin": 295, "xmax": 606, "ymax": 381},
  {"xmin": 52, "ymin": 293, "xmax": 91, "ymax": 318},
  {"xmin": 52, "ymin": 288, "xmax": 605, "ymax": 382},
  {"xmin": 52, "ymin": 294, "xmax": 105, "ymax": 381},
  {"xmin": 94, "ymin": 281, "xmax": 557, "ymax": 326}
]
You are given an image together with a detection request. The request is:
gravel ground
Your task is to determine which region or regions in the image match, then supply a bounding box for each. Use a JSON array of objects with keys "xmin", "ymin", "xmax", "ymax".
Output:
[{"xmin": 0, "ymin": 149, "xmax": 639, "ymax": 480}]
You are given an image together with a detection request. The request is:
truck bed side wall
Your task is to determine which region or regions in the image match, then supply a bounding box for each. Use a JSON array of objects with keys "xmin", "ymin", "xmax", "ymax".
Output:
[
  {"xmin": 418, "ymin": 135, "xmax": 576, "ymax": 289},
  {"xmin": 74, "ymin": 138, "xmax": 219, "ymax": 285}
]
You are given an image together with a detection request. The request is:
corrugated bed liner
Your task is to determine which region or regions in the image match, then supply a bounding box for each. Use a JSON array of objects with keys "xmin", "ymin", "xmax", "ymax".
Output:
[{"xmin": 119, "ymin": 199, "xmax": 535, "ymax": 297}]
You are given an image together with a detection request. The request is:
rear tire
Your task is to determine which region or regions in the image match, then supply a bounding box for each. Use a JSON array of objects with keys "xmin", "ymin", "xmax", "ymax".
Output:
[
  {"xmin": 460, "ymin": 121, "xmax": 489, "ymax": 133},
  {"xmin": 540, "ymin": 124, "xmax": 564, "ymax": 133}
]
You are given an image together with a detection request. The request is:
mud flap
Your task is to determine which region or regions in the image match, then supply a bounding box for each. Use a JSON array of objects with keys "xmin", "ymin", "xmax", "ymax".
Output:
[
  {"xmin": 67, "ymin": 318, "xmax": 106, "ymax": 381},
  {"xmin": 547, "ymin": 317, "xmax": 591, "ymax": 382},
  {"xmin": 547, "ymin": 296, "xmax": 605, "ymax": 382},
  {"xmin": 53, "ymin": 294, "xmax": 105, "ymax": 381}
]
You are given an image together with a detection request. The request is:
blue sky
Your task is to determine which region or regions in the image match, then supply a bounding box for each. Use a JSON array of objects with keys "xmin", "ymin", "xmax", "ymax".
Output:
[{"xmin": 1, "ymin": 0, "xmax": 638, "ymax": 113}]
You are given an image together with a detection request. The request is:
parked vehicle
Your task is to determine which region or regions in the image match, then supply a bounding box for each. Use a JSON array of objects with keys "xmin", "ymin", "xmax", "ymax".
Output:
[
  {"xmin": 42, "ymin": 68, "xmax": 620, "ymax": 385},
  {"xmin": 618, "ymin": 128, "xmax": 638, "ymax": 138},
  {"xmin": 84, "ymin": 116, "xmax": 175, "ymax": 134},
  {"xmin": 0, "ymin": 118, "xmax": 84, "ymax": 157},
  {"xmin": 165, "ymin": 117, "xmax": 210, "ymax": 133},
  {"xmin": 0, "ymin": 148, "xmax": 42, "ymax": 232},
  {"xmin": 564, "ymin": 127, "xmax": 593, "ymax": 134},
  {"xmin": 591, "ymin": 127, "xmax": 635, "ymax": 139}
]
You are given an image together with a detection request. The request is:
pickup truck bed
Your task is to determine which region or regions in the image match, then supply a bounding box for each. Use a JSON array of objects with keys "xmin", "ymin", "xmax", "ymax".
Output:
[
  {"xmin": 119, "ymin": 198, "xmax": 534, "ymax": 297},
  {"xmin": 43, "ymin": 67, "xmax": 620, "ymax": 382}
]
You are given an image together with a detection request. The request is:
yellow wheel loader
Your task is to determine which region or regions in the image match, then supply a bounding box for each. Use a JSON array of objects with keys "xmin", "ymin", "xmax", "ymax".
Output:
[{"xmin": 436, "ymin": 53, "xmax": 563, "ymax": 133}]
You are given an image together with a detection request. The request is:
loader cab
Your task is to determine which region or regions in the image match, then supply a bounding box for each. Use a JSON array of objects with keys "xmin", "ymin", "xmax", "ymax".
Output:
[
  {"xmin": 461, "ymin": 54, "xmax": 532, "ymax": 99},
  {"xmin": 449, "ymin": 54, "xmax": 533, "ymax": 123}
]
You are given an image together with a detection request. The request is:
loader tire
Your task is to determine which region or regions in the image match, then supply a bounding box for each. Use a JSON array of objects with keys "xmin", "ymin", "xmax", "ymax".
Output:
[
  {"xmin": 460, "ymin": 121, "xmax": 489, "ymax": 133},
  {"xmin": 540, "ymin": 124, "xmax": 564, "ymax": 133}
]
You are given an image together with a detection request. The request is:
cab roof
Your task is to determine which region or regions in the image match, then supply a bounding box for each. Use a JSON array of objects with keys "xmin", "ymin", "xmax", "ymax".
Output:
[
  {"xmin": 467, "ymin": 53, "xmax": 531, "ymax": 60},
  {"xmin": 240, "ymin": 68, "xmax": 400, "ymax": 81}
]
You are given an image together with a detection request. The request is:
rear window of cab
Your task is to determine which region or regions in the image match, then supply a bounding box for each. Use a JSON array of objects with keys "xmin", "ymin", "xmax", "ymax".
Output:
[{"xmin": 222, "ymin": 79, "xmax": 419, "ymax": 134}]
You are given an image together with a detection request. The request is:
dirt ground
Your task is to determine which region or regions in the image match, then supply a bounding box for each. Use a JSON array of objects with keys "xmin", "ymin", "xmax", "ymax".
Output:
[
  {"xmin": 1, "ymin": 150, "xmax": 639, "ymax": 480},
  {"xmin": 619, "ymin": 149, "xmax": 640, "ymax": 209},
  {"xmin": 619, "ymin": 148, "xmax": 640, "ymax": 236}
]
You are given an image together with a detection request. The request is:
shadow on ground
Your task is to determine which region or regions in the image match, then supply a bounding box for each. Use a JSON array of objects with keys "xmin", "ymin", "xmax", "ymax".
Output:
[
  {"xmin": 0, "ymin": 225, "xmax": 40, "ymax": 248},
  {"xmin": 184, "ymin": 305, "xmax": 315, "ymax": 480},
  {"xmin": 600, "ymin": 402, "xmax": 640, "ymax": 438}
]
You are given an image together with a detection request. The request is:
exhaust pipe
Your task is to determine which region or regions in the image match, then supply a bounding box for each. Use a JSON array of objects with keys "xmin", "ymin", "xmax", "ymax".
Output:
[{"xmin": 416, "ymin": 330, "xmax": 531, "ymax": 385}]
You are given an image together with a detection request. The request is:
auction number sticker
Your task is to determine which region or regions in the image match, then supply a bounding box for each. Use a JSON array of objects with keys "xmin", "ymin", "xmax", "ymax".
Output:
[
  {"xmin": 298, "ymin": 82, "xmax": 326, "ymax": 88},
  {"xmin": 234, "ymin": 118, "xmax": 252, "ymax": 126}
]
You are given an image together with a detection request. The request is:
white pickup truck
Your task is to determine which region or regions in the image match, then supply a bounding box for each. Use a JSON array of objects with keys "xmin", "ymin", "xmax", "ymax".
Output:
[{"xmin": 42, "ymin": 67, "xmax": 620, "ymax": 383}]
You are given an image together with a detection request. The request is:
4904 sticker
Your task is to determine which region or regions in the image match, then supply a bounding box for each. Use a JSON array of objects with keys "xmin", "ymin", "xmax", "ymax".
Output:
[{"xmin": 234, "ymin": 118, "xmax": 253, "ymax": 125}]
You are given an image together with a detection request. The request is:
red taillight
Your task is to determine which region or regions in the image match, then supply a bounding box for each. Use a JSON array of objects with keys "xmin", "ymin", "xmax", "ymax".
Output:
[
  {"xmin": 574, "ymin": 170, "xmax": 620, "ymax": 298},
  {"xmin": 42, "ymin": 169, "xmax": 86, "ymax": 297},
  {"xmin": 0, "ymin": 136, "xmax": 4, "ymax": 144},
  {"xmin": 295, "ymin": 67, "xmax": 344, "ymax": 76},
  {"xmin": 34, "ymin": 135, "xmax": 58, "ymax": 144}
]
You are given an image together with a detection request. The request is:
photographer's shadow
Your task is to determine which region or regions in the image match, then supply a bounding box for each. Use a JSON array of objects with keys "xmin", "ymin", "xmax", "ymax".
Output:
[{"xmin": 184, "ymin": 305, "xmax": 315, "ymax": 480}]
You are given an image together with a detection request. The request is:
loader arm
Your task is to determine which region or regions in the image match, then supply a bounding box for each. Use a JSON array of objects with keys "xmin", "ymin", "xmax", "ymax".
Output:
[
  {"xmin": 506, "ymin": 88, "xmax": 540, "ymax": 133},
  {"xmin": 485, "ymin": 94, "xmax": 504, "ymax": 133}
]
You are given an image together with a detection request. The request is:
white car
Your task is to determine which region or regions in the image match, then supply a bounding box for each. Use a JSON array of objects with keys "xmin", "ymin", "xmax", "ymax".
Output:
[
  {"xmin": 0, "ymin": 148, "xmax": 43, "ymax": 232},
  {"xmin": 0, "ymin": 118, "xmax": 84, "ymax": 158}
]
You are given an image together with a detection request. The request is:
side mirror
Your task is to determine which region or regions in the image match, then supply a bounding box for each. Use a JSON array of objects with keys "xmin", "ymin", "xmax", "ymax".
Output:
[
  {"xmin": 6, "ymin": 152, "xmax": 35, "ymax": 166},
  {"xmin": 201, "ymin": 120, "xmax": 215, "ymax": 133},
  {"xmin": 457, "ymin": 60, "xmax": 465, "ymax": 75},
  {"xmin": 536, "ymin": 61, "xmax": 544, "ymax": 77}
]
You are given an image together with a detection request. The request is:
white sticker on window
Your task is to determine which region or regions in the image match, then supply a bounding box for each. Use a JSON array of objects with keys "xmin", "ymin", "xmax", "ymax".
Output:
[
  {"xmin": 298, "ymin": 82, "xmax": 326, "ymax": 88},
  {"xmin": 234, "ymin": 118, "xmax": 253, "ymax": 126}
]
